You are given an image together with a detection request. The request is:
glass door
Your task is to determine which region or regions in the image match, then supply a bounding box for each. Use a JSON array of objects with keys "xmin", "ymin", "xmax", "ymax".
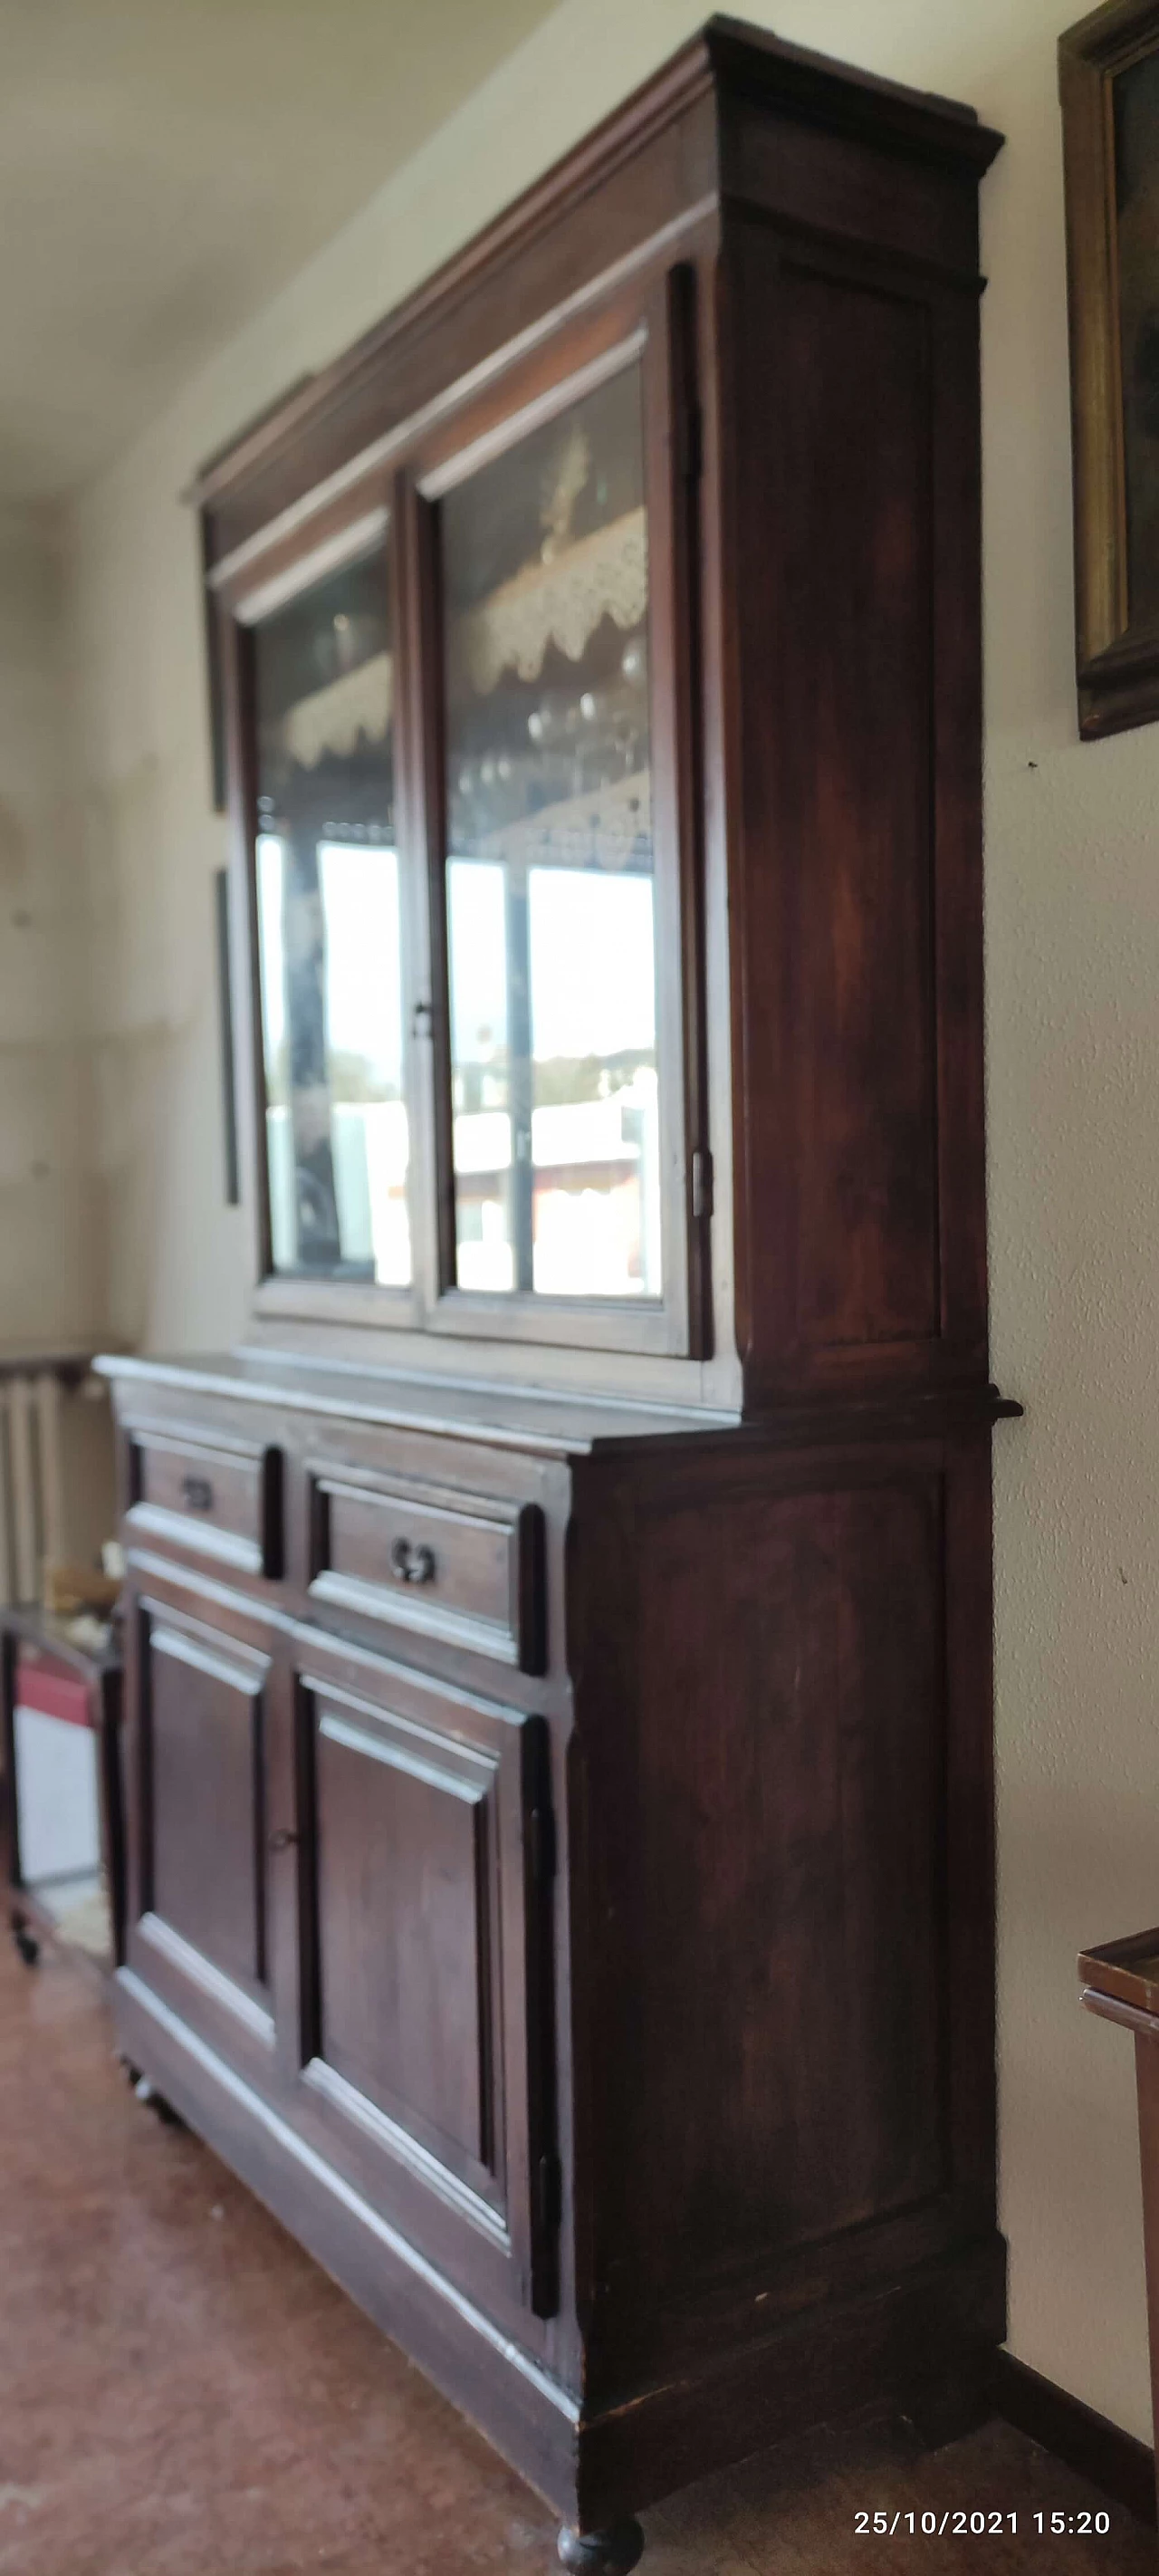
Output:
[
  {"xmin": 418, "ymin": 303, "xmax": 703, "ymax": 1355},
  {"xmin": 244, "ymin": 516, "xmax": 413, "ymax": 1295},
  {"xmin": 440, "ymin": 362, "xmax": 659, "ymax": 1303}
]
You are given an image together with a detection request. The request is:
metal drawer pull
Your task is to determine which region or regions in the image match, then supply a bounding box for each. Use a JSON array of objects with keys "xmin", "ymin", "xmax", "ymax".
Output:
[
  {"xmin": 268, "ymin": 1829, "xmax": 299, "ymax": 1853},
  {"xmin": 181, "ymin": 1474, "xmax": 215, "ymax": 1513},
  {"xmin": 389, "ymin": 1537, "xmax": 436, "ymax": 1587}
]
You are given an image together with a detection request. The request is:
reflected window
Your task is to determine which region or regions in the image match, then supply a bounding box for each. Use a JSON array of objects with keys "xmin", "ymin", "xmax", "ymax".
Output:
[
  {"xmin": 252, "ymin": 536, "xmax": 410, "ymax": 1284},
  {"xmin": 441, "ymin": 361, "xmax": 661, "ymax": 1301}
]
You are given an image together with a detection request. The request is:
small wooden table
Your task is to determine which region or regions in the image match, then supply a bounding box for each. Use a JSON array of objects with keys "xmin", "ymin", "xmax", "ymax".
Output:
[
  {"xmin": 1, "ymin": 1606, "xmax": 124, "ymax": 1974},
  {"xmin": 1079, "ymin": 1926, "xmax": 1159, "ymax": 2520}
]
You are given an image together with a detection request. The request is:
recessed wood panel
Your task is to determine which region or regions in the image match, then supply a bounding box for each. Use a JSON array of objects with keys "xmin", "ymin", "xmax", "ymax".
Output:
[
  {"xmin": 782, "ymin": 267, "xmax": 937, "ymax": 1349},
  {"xmin": 148, "ymin": 1618, "xmax": 269, "ymax": 1994},
  {"xmin": 286, "ymin": 1652, "xmax": 559, "ymax": 2318},
  {"xmin": 732, "ymin": 231, "xmax": 944, "ymax": 1376},
  {"xmin": 591, "ymin": 1472, "xmax": 945, "ymax": 2287},
  {"xmin": 312, "ymin": 1692, "xmax": 497, "ymax": 2177}
]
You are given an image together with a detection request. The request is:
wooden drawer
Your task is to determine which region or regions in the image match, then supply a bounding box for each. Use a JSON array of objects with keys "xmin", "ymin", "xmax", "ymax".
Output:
[
  {"xmin": 307, "ymin": 1466, "xmax": 543, "ymax": 1671},
  {"xmin": 126, "ymin": 1423, "xmax": 283, "ymax": 1580}
]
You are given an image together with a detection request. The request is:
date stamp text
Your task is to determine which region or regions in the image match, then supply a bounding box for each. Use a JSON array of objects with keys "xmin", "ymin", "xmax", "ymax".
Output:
[{"xmin": 854, "ymin": 2509, "xmax": 1113, "ymax": 2536}]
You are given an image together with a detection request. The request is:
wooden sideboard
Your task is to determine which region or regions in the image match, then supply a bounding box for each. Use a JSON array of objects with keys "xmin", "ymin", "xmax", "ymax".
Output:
[{"xmin": 99, "ymin": 20, "xmax": 1009, "ymax": 2566}]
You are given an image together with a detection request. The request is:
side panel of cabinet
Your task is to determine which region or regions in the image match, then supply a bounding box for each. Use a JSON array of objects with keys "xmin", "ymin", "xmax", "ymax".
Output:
[
  {"xmin": 284, "ymin": 1638, "xmax": 559, "ymax": 2322},
  {"xmin": 121, "ymin": 1583, "xmax": 282, "ymax": 2088},
  {"xmin": 571, "ymin": 1437, "xmax": 997, "ymax": 2392},
  {"xmin": 721, "ymin": 212, "xmax": 988, "ymax": 1401}
]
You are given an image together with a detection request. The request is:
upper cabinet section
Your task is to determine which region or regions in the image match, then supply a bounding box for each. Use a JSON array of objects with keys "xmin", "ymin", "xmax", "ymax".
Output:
[
  {"xmin": 204, "ymin": 19, "xmax": 1001, "ymax": 1411},
  {"xmin": 223, "ymin": 269, "xmax": 702, "ymax": 1361}
]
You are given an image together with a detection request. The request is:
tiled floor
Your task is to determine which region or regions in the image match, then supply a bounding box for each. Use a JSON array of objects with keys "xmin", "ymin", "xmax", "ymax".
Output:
[{"xmin": 0, "ymin": 1933, "xmax": 1153, "ymax": 2574}]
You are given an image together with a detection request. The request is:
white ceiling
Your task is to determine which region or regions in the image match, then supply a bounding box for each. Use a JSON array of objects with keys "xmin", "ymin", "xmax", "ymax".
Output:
[{"xmin": 0, "ymin": 0, "xmax": 559, "ymax": 500}]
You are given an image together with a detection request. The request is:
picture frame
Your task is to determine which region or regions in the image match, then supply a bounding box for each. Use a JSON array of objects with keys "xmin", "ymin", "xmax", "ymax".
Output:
[{"xmin": 1061, "ymin": 0, "xmax": 1159, "ymax": 735}]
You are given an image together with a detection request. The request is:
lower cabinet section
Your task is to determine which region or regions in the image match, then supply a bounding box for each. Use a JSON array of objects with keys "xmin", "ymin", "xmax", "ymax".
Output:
[{"xmin": 111, "ymin": 1393, "xmax": 1007, "ymax": 2544}]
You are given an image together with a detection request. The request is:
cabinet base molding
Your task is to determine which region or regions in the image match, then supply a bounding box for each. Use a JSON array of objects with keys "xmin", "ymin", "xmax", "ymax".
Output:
[
  {"xmin": 990, "ymin": 2352, "xmax": 1156, "ymax": 2529},
  {"xmin": 116, "ymin": 1965, "xmax": 1006, "ymax": 2533},
  {"xmin": 574, "ymin": 2247, "xmax": 1006, "ymax": 2531},
  {"xmin": 114, "ymin": 1970, "xmax": 580, "ymax": 2510}
]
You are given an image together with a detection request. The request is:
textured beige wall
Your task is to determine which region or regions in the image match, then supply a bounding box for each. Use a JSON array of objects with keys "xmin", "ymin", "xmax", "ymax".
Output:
[
  {"xmin": 0, "ymin": 506, "xmax": 102, "ymax": 1351},
  {"xmin": 63, "ymin": 0, "xmax": 1159, "ymax": 2439}
]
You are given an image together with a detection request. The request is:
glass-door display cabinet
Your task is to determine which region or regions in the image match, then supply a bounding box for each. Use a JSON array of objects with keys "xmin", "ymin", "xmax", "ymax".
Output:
[{"xmin": 98, "ymin": 24, "xmax": 1010, "ymax": 2571}]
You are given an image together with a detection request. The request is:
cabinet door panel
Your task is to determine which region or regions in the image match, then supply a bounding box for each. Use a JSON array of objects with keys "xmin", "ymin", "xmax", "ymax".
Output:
[
  {"xmin": 315, "ymin": 1699, "xmax": 493, "ymax": 2175},
  {"xmin": 292, "ymin": 1645, "xmax": 557, "ymax": 2319},
  {"xmin": 127, "ymin": 1594, "xmax": 278, "ymax": 2081},
  {"xmin": 149, "ymin": 1618, "xmax": 267, "ymax": 1989}
]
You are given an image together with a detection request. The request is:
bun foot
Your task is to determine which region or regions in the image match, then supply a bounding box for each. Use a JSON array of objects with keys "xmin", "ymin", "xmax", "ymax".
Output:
[
  {"xmin": 558, "ymin": 2523, "xmax": 645, "ymax": 2573},
  {"xmin": 131, "ymin": 2073, "xmax": 185, "ymax": 2128},
  {"xmin": 896, "ymin": 2354, "xmax": 991, "ymax": 2453}
]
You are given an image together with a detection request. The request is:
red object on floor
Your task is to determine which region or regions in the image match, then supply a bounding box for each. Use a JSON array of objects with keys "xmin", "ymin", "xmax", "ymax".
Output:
[{"xmin": 14, "ymin": 1648, "xmax": 91, "ymax": 1730}]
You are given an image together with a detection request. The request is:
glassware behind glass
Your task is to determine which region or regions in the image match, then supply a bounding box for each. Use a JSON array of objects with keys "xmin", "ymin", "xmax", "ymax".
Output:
[
  {"xmin": 441, "ymin": 361, "xmax": 661, "ymax": 1302},
  {"xmin": 253, "ymin": 538, "xmax": 410, "ymax": 1284}
]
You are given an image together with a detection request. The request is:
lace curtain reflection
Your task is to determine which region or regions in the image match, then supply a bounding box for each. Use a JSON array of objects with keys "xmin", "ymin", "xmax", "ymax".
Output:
[{"xmin": 462, "ymin": 509, "xmax": 647, "ymax": 695}]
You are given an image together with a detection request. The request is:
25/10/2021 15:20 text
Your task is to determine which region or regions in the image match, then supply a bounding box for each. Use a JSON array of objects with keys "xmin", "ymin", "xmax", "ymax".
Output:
[{"xmin": 854, "ymin": 2510, "xmax": 1113, "ymax": 2535}]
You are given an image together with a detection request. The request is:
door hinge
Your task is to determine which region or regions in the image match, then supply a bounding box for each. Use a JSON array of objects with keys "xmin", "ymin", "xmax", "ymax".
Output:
[
  {"xmin": 528, "ymin": 1802, "xmax": 556, "ymax": 1887},
  {"xmin": 691, "ymin": 1146, "xmax": 714, "ymax": 1222},
  {"xmin": 676, "ymin": 399, "xmax": 703, "ymax": 485},
  {"xmin": 535, "ymin": 2150, "xmax": 562, "ymax": 2236}
]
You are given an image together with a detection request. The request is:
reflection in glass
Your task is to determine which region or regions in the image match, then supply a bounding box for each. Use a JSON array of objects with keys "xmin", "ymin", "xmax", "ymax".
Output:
[
  {"xmin": 253, "ymin": 538, "xmax": 409, "ymax": 1283},
  {"xmin": 442, "ymin": 362, "xmax": 661, "ymax": 1301}
]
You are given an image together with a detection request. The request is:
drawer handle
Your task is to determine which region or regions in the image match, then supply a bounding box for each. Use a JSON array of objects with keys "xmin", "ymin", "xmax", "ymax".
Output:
[
  {"xmin": 389, "ymin": 1537, "xmax": 436, "ymax": 1588},
  {"xmin": 181, "ymin": 1474, "xmax": 215, "ymax": 1514},
  {"xmin": 268, "ymin": 1829, "xmax": 299, "ymax": 1854}
]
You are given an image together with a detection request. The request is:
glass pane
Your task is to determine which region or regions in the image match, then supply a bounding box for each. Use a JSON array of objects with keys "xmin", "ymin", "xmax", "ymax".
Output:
[
  {"xmin": 442, "ymin": 361, "xmax": 661, "ymax": 1301},
  {"xmin": 253, "ymin": 536, "xmax": 409, "ymax": 1283}
]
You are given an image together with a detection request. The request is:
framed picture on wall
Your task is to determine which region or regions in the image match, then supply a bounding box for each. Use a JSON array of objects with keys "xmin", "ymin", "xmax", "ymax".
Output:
[{"xmin": 1061, "ymin": 0, "xmax": 1159, "ymax": 735}]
